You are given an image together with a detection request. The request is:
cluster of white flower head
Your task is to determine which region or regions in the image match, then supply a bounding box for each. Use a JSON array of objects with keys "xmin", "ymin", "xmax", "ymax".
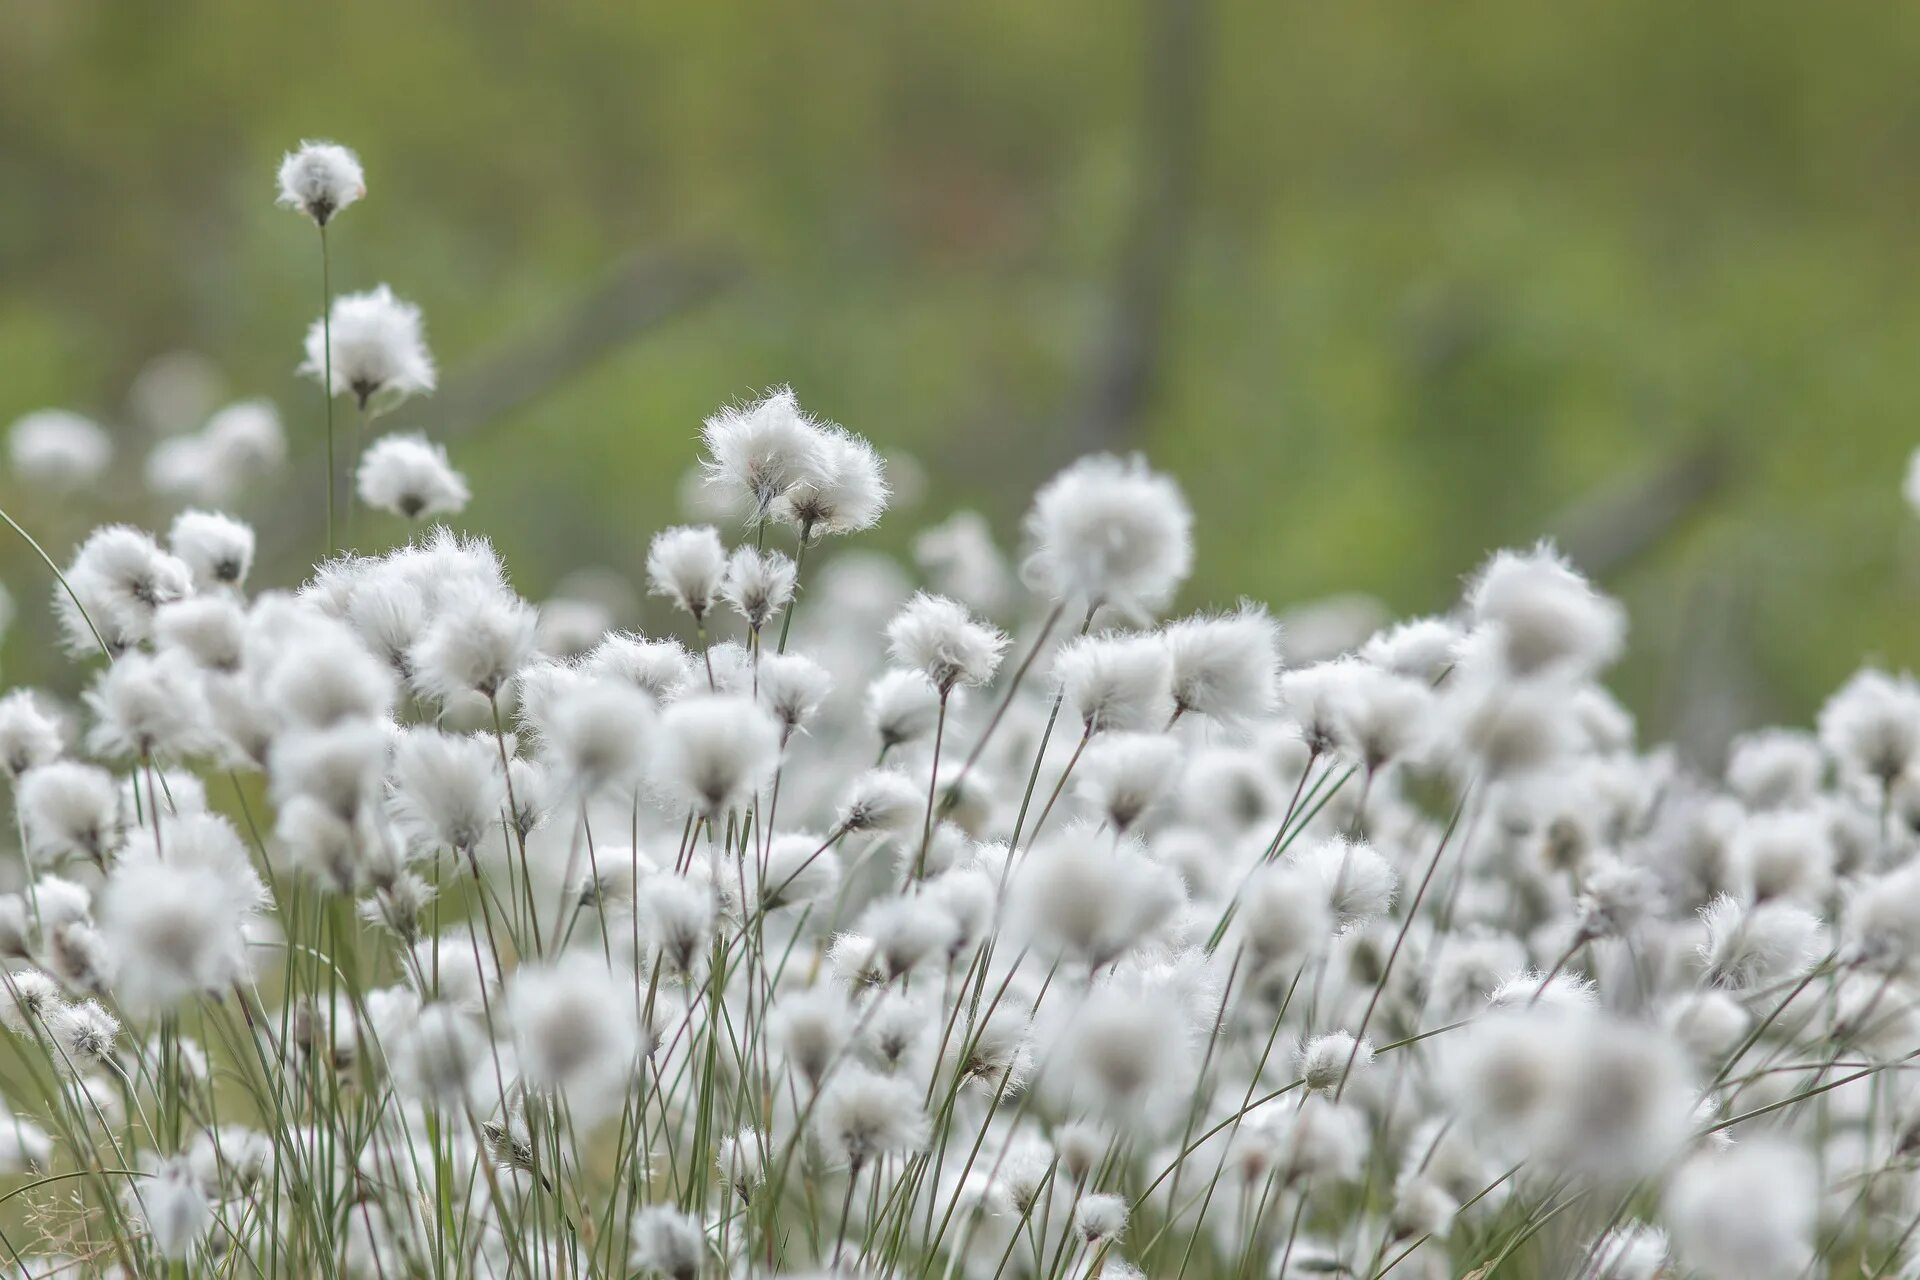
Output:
[{"xmin": 1, "ymin": 141, "xmax": 1917, "ymax": 1280}]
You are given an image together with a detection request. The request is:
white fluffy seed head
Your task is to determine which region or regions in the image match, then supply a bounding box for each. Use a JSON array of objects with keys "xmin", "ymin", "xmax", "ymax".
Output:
[
  {"xmin": 1293, "ymin": 835, "xmax": 1398, "ymax": 931},
  {"xmin": 82, "ymin": 650, "xmax": 212, "ymax": 761},
  {"xmin": 167, "ymin": 509, "xmax": 255, "ymax": 591},
  {"xmin": 886, "ymin": 592, "xmax": 1008, "ymax": 693},
  {"xmin": 1074, "ymin": 732, "xmax": 1182, "ymax": 832},
  {"xmin": 387, "ymin": 727, "xmax": 506, "ymax": 855},
  {"xmin": 356, "ymin": 433, "xmax": 469, "ymax": 520},
  {"xmin": 771, "ymin": 421, "xmax": 889, "ymax": 537},
  {"xmin": 628, "ymin": 1204, "xmax": 705, "ymax": 1280},
  {"xmin": 1024, "ymin": 453, "xmax": 1193, "ymax": 619},
  {"xmin": 646, "ymin": 526, "xmax": 727, "ymax": 622},
  {"xmin": 275, "ymin": 140, "xmax": 365, "ymax": 225},
  {"xmin": 59, "ymin": 524, "xmax": 194, "ymax": 656},
  {"xmin": 867, "ymin": 669, "xmax": 943, "ymax": 751},
  {"xmin": 1698, "ymin": 895, "xmax": 1827, "ymax": 992},
  {"xmin": 719, "ymin": 547, "xmax": 797, "ymax": 633},
  {"xmin": 0, "ymin": 690, "xmax": 64, "ymax": 780},
  {"xmin": 654, "ymin": 693, "xmax": 780, "ymax": 817},
  {"xmin": 699, "ymin": 386, "xmax": 827, "ymax": 520},
  {"xmin": 1074, "ymin": 1193, "xmax": 1128, "ymax": 1243},
  {"xmin": 1053, "ymin": 633, "xmax": 1175, "ymax": 735},
  {"xmin": 17, "ymin": 762, "xmax": 121, "ymax": 866},
  {"xmin": 813, "ymin": 1065, "xmax": 930, "ymax": 1167},
  {"xmin": 1163, "ymin": 605, "xmax": 1282, "ymax": 728},
  {"xmin": 581, "ymin": 633, "xmax": 692, "ymax": 700},
  {"xmin": 756, "ymin": 652, "xmax": 833, "ymax": 737},
  {"xmin": 837, "ymin": 768, "xmax": 924, "ymax": 834},
  {"xmin": 301, "ymin": 285, "xmax": 436, "ymax": 415},
  {"xmin": 1298, "ymin": 1032, "xmax": 1372, "ymax": 1093},
  {"xmin": 408, "ymin": 588, "xmax": 538, "ymax": 702}
]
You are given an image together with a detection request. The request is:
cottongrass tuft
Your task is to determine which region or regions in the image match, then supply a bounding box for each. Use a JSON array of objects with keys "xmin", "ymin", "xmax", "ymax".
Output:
[{"xmin": 0, "ymin": 140, "xmax": 1913, "ymax": 1280}]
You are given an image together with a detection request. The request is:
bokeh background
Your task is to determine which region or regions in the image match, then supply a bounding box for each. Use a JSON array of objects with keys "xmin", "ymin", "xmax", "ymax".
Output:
[{"xmin": 3, "ymin": 0, "xmax": 1918, "ymax": 764}]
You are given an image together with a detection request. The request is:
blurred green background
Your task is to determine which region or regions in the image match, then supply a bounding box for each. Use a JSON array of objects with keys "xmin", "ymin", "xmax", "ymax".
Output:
[{"xmin": 3, "ymin": 0, "xmax": 1918, "ymax": 762}]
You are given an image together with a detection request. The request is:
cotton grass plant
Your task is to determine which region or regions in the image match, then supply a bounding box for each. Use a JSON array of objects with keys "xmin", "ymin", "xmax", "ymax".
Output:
[{"xmin": 1, "ymin": 144, "xmax": 1920, "ymax": 1280}]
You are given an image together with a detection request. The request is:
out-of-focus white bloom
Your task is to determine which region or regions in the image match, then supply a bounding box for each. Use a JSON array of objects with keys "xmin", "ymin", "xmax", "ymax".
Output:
[
  {"xmin": 814, "ymin": 1065, "xmax": 930, "ymax": 1167},
  {"xmin": 1074, "ymin": 1193, "xmax": 1128, "ymax": 1243},
  {"xmin": 754, "ymin": 833, "xmax": 842, "ymax": 912},
  {"xmin": 1724, "ymin": 728, "xmax": 1824, "ymax": 810},
  {"xmin": 1579, "ymin": 1223, "xmax": 1669, "ymax": 1280},
  {"xmin": 0, "ymin": 690, "xmax": 64, "ymax": 780},
  {"xmin": 646, "ymin": 526, "xmax": 727, "ymax": 623},
  {"xmin": 390, "ymin": 1003, "xmax": 485, "ymax": 1107},
  {"xmin": 1053, "ymin": 633, "xmax": 1174, "ymax": 734},
  {"xmin": 17, "ymin": 761, "xmax": 120, "ymax": 866},
  {"xmin": 301, "ymin": 285, "xmax": 437, "ymax": 415},
  {"xmin": 1293, "ymin": 836, "xmax": 1397, "ymax": 931},
  {"xmin": 357, "ymin": 433, "xmax": 469, "ymax": 520},
  {"xmin": 83, "ymin": 650, "xmax": 212, "ymax": 760},
  {"xmin": 772, "ymin": 985, "xmax": 854, "ymax": 1088},
  {"xmin": 1819, "ymin": 667, "xmax": 1920, "ymax": 785},
  {"xmin": 1665, "ymin": 1140, "xmax": 1816, "ymax": 1280},
  {"xmin": 914, "ymin": 511, "xmax": 1012, "ymax": 614},
  {"xmin": 1024, "ymin": 453, "xmax": 1193, "ymax": 620},
  {"xmin": 203, "ymin": 398, "xmax": 287, "ymax": 477},
  {"xmin": 720, "ymin": 547, "xmax": 797, "ymax": 633},
  {"xmin": 628, "ymin": 1204, "xmax": 705, "ymax": 1280},
  {"xmin": 100, "ymin": 813, "xmax": 266, "ymax": 1011},
  {"xmin": 1440, "ymin": 663, "xmax": 1580, "ymax": 781},
  {"xmin": 1466, "ymin": 543, "xmax": 1625, "ymax": 678},
  {"xmin": 1361, "ymin": 616, "xmax": 1463, "ymax": 681},
  {"xmin": 1335, "ymin": 663, "xmax": 1433, "ymax": 772},
  {"xmin": 533, "ymin": 678, "xmax": 655, "ymax": 801},
  {"xmin": 155, "ymin": 596, "xmax": 246, "ymax": 673},
  {"xmin": 409, "ymin": 588, "xmax": 538, "ymax": 702},
  {"xmin": 387, "ymin": 727, "xmax": 505, "ymax": 855},
  {"xmin": 1163, "ymin": 605, "xmax": 1281, "ymax": 728},
  {"xmin": 1233, "ymin": 863, "xmax": 1335, "ymax": 976},
  {"xmin": 276, "ymin": 140, "xmax": 365, "ymax": 225},
  {"xmin": 772, "ymin": 421, "xmax": 889, "ymax": 536},
  {"xmin": 126, "ymin": 1154, "xmax": 212, "ymax": 1261},
  {"xmin": 1298, "ymin": 1032, "xmax": 1372, "ymax": 1093},
  {"xmin": 168, "ymin": 509, "xmax": 255, "ymax": 590},
  {"xmin": 58, "ymin": 525, "xmax": 193, "ymax": 656},
  {"xmin": 886, "ymin": 592, "xmax": 1007, "ymax": 694},
  {"xmin": 1010, "ymin": 824, "xmax": 1184, "ymax": 966},
  {"xmin": 837, "ymin": 768, "xmax": 924, "ymax": 834},
  {"xmin": 654, "ymin": 694, "xmax": 780, "ymax": 817},
  {"xmin": 507, "ymin": 952, "xmax": 646, "ymax": 1124},
  {"xmin": 582, "ymin": 633, "xmax": 691, "ymax": 700},
  {"xmin": 1074, "ymin": 732, "xmax": 1182, "ymax": 832},
  {"xmin": 867, "ymin": 669, "xmax": 943, "ymax": 753},
  {"xmin": 757, "ymin": 652, "xmax": 832, "ymax": 738},
  {"xmin": 699, "ymin": 386, "xmax": 826, "ymax": 520},
  {"xmin": 1840, "ymin": 867, "xmax": 1920, "ymax": 987},
  {"xmin": 1698, "ymin": 895, "xmax": 1826, "ymax": 991},
  {"xmin": 1731, "ymin": 808, "xmax": 1834, "ymax": 904},
  {"xmin": 8, "ymin": 409, "xmax": 112, "ymax": 492}
]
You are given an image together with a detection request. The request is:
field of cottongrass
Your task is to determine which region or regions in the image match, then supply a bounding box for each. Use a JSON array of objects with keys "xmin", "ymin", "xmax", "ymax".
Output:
[{"xmin": 0, "ymin": 140, "xmax": 1917, "ymax": 1280}]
